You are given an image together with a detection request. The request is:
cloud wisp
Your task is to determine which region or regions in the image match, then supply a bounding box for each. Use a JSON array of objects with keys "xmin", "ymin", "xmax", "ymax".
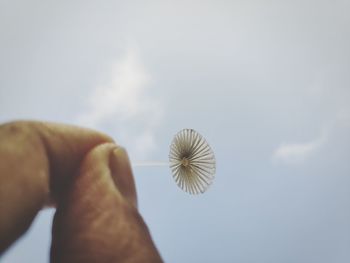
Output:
[
  {"xmin": 272, "ymin": 132, "xmax": 327, "ymax": 165},
  {"xmin": 77, "ymin": 47, "xmax": 163, "ymax": 159}
]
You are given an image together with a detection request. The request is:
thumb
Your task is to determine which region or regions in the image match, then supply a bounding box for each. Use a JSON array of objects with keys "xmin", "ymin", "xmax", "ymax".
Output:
[{"xmin": 50, "ymin": 143, "xmax": 162, "ymax": 263}]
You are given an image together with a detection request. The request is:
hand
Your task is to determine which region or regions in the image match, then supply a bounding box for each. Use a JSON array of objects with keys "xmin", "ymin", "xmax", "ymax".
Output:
[{"xmin": 0, "ymin": 121, "xmax": 162, "ymax": 262}]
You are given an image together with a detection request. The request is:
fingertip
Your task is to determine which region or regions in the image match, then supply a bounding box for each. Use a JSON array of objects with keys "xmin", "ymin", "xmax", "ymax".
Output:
[
  {"xmin": 50, "ymin": 143, "xmax": 146, "ymax": 263},
  {"xmin": 34, "ymin": 122, "xmax": 115, "ymax": 204},
  {"xmin": 50, "ymin": 142, "xmax": 121, "ymax": 262},
  {"xmin": 110, "ymin": 147, "xmax": 138, "ymax": 208}
]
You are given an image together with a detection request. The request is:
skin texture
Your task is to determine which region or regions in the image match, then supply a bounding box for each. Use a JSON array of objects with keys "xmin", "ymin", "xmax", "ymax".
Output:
[{"xmin": 0, "ymin": 121, "xmax": 162, "ymax": 262}]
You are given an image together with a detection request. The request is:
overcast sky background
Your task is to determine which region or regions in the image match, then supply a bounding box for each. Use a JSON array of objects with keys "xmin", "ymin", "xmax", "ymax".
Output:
[{"xmin": 1, "ymin": 0, "xmax": 350, "ymax": 262}]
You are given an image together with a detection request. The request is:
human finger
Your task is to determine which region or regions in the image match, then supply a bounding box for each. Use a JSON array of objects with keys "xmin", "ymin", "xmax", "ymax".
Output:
[
  {"xmin": 50, "ymin": 143, "xmax": 162, "ymax": 263},
  {"xmin": 0, "ymin": 121, "xmax": 113, "ymax": 253}
]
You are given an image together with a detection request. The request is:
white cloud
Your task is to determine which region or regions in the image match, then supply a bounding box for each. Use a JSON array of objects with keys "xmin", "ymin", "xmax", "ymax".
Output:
[
  {"xmin": 272, "ymin": 132, "xmax": 327, "ymax": 164},
  {"xmin": 77, "ymin": 47, "xmax": 163, "ymax": 159}
]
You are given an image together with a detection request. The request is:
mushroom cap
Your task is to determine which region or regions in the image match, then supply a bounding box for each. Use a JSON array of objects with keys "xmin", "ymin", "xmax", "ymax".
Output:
[{"xmin": 169, "ymin": 129, "xmax": 216, "ymax": 194}]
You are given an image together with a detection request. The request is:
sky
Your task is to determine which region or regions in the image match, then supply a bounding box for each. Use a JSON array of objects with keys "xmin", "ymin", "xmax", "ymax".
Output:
[{"xmin": 1, "ymin": 0, "xmax": 350, "ymax": 262}]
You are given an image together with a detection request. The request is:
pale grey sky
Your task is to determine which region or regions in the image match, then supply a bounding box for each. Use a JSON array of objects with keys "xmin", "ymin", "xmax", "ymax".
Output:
[{"xmin": 1, "ymin": 1, "xmax": 350, "ymax": 262}]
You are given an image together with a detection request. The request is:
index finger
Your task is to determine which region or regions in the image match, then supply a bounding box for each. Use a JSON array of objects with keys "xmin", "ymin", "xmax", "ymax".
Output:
[{"xmin": 0, "ymin": 121, "xmax": 115, "ymax": 253}]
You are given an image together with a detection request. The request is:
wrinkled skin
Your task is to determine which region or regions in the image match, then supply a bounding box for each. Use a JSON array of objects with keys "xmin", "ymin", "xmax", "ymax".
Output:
[{"xmin": 0, "ymin": 121, "xmax": 162, "ymax": 263}]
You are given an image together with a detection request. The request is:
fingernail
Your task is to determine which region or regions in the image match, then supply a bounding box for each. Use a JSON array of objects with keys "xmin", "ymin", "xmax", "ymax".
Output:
[{"xmin": 110, "ymin": 147, "xmax": 138, "ymax": 207}]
